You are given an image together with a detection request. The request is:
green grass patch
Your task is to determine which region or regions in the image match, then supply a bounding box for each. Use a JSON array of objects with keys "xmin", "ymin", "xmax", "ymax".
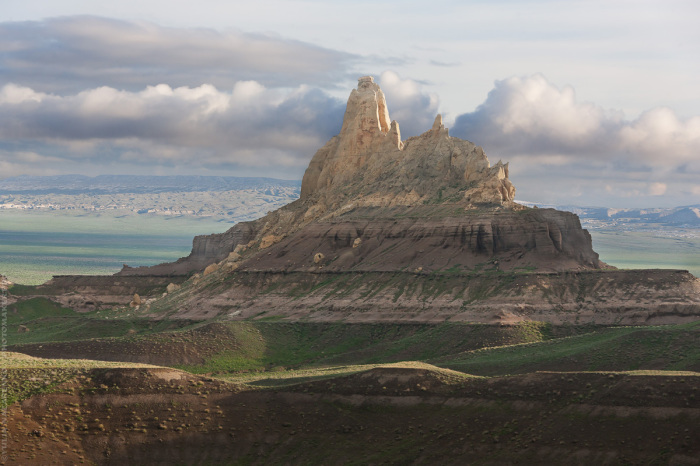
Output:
[
  {"xmin": 173, "ymin": 321, "xmax": 560, "ymax": 375},
  {"xmin": 433, "ymin": 322, "xmax": 700, "ymax": 376},
  {"xmin": 5, "ymin": 297, "xmax": 195, "ymax": 345}
]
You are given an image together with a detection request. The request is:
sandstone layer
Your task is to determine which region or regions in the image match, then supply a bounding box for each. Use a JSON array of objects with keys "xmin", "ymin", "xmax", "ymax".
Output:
[
  {"xmin": 242, "ymin": 207, "xmax": 599, "ymax": 273},
  {"xmin": 150, "ymin": 268, "xmax": 700, "ymax": 325}
]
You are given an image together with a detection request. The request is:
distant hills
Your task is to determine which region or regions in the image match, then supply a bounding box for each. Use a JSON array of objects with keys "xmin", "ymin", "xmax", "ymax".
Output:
[
  {"xmin": 0, "ymin": 174, "xmax": 301, "ymax": 195},
  {"xmin": 518, "ymin": 201, "xmax": 700, "ymax": 227},
  {"xmin": 1, "ymin": 175, "xmax": 698, "ymax": 227},
  {"xmin": 0, "ymin": 175, "xmax": 301, "ymax": 222}
]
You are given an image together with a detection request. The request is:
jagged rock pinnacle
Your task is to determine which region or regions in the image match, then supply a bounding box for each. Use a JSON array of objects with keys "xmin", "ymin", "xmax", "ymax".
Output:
[{"xmin": 301, "ymin": 76, "xmax": 515, "ymax": 207}]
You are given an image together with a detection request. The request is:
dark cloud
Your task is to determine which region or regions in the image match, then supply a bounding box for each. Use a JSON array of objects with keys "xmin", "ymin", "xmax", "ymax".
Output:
[
  {"xmin": 0, "ymin": 16, "xmax": 357, "ymax": 93},
  {"xmin": 0, "ymin": 82, "xmax": 345, "ymax": 177}
]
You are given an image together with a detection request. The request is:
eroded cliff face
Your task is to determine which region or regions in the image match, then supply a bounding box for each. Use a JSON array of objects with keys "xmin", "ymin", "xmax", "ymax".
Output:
[
  {"xmin": 243, "ymin": 208, "xmax": 600, "ymax": 274},
  {"xmin": 118, "ymin": 220, "xmax": 259, "ymax": 276},
  {"xmin": 118, "ymin": 76, "xmax": 597, "ymax": 277},
  {"xmin": 151, "ymin": 268, "xmax": 700, "ymax": 325}
]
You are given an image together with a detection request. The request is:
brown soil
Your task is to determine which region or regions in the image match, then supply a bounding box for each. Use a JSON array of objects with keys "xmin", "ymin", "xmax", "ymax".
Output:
[{"xmin": 6, "ymin": 365, "xmax": 700, "ymax": 465}]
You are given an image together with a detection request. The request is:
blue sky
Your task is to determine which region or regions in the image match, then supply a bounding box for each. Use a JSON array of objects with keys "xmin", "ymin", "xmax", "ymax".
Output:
[{"xmin": 1, "ymin": 0, "xmax": 699, "ymax": 207}]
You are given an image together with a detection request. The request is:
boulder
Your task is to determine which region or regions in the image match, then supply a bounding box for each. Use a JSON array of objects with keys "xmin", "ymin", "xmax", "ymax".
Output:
[
  {"xmin": 203, "ymin": 263, "xmax": 219, "ymax": 276},
  {"xmin": 223, "ymin": 262, "xmax": 240, "ymax": 273},
  {"xmin": 166, "ymin": 283, "xmax": 180, "ymax": 294}
]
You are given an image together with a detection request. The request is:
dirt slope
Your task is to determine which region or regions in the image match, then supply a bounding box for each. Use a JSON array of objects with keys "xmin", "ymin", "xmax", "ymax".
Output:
[
  {"xmin": 147, "ymin": 268, "xmax": 700, "ymax": 325},
  {"xmin": 7, "ymin": 364, "xmax": 700, "ymax": 465}
]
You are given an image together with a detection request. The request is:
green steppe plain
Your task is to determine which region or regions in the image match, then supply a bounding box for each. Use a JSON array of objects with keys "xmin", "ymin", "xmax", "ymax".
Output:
[
  {"xmin": 588, "ymin": 227, "xmax": 700, "ymax": 277},
  {"xmin": 0, "ymin": 210, "xmax": 233, "ymax": 284},
  {"xmin": 7, "ymin": 297, "xmax": 700, "ymax": 395}
]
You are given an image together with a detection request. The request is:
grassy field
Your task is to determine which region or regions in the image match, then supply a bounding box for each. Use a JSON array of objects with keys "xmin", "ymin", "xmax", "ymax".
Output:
[
  {"xmin": 9, "ymin": 299, "xmax": 700, "ymax": 383},
  {"xmin": 5, "ymin": 297, "xmax": 194, "ymax": 345},
  {"xmin": 432, "ymin": 320, "xmax": 700, "ymax": 376},
  {"xmin": 589, "ymin": 227, "xmax": 700, "ymax": 277},
  {"xmin": 173, "ymin": 321, "xmax": 700, "ymax": 380}
]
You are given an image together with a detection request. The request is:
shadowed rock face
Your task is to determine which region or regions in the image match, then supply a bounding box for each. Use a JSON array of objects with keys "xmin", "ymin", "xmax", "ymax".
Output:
[
  {"xmin": 118, "ymin": 76, "xmax": 600, "ymax": 276},
  {"xmin": 118, "ymin": 221, "xmax": 258, "ymax": 276},
  {"xmin": 245, "ymin": 208, "xmax": 600, "ymax": 273}
]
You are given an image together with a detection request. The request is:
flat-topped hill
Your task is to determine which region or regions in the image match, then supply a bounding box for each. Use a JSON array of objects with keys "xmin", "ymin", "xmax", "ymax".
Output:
[{"xmin": 13, "ymin": 75, "xmax": 688, "ymax": 326}]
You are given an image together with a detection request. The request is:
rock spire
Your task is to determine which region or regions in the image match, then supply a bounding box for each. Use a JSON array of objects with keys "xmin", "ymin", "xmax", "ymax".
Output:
[{"xmin": 300, "ymin": 76, "xmax": 515, "ymax": 206}]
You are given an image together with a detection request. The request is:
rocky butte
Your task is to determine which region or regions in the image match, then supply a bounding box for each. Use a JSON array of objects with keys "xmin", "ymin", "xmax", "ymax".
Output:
[
  {"xmin": 121, "ymin": 76, "xmax": 600, "ymax": 276},
  {"xmin": 51, "ymin": 76, "xmax": 700, "ymax": 324}
]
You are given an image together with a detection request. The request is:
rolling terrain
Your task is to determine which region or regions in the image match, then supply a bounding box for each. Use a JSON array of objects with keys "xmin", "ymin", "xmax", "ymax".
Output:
[{"xmin": 6, "ymin": 332, "xmax": 700, "ymax": 465}]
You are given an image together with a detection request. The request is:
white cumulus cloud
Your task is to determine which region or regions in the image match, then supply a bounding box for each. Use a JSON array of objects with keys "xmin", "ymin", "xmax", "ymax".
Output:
[
  {"xmin": 452, "ymin": 74, "xmax": 700, "ymax": 169},
  {"xmin": 451, "ymin": 74, "xmax": 700, "ymax": 206},
  {"xmin": 378, "ymin": 71, "xmax": 439, "ymax": 138}
]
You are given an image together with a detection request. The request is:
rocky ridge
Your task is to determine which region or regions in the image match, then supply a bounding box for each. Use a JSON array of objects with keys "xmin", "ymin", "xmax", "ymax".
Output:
[{"xmin": 9, "ymin": 360, "xmax": 700, "ymax": 465}]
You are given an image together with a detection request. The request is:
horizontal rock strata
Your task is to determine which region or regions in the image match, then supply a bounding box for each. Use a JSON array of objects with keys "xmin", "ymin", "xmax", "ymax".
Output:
[{"xmin": 164, "ymin": 269, "xmax": 700, "ymax": 326}]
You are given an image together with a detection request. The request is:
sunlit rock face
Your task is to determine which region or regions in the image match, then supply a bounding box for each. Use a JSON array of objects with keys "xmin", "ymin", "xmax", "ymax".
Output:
[{"xmin": 301, "ymin": 76, "xmax": 515, "ymax": 207}]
